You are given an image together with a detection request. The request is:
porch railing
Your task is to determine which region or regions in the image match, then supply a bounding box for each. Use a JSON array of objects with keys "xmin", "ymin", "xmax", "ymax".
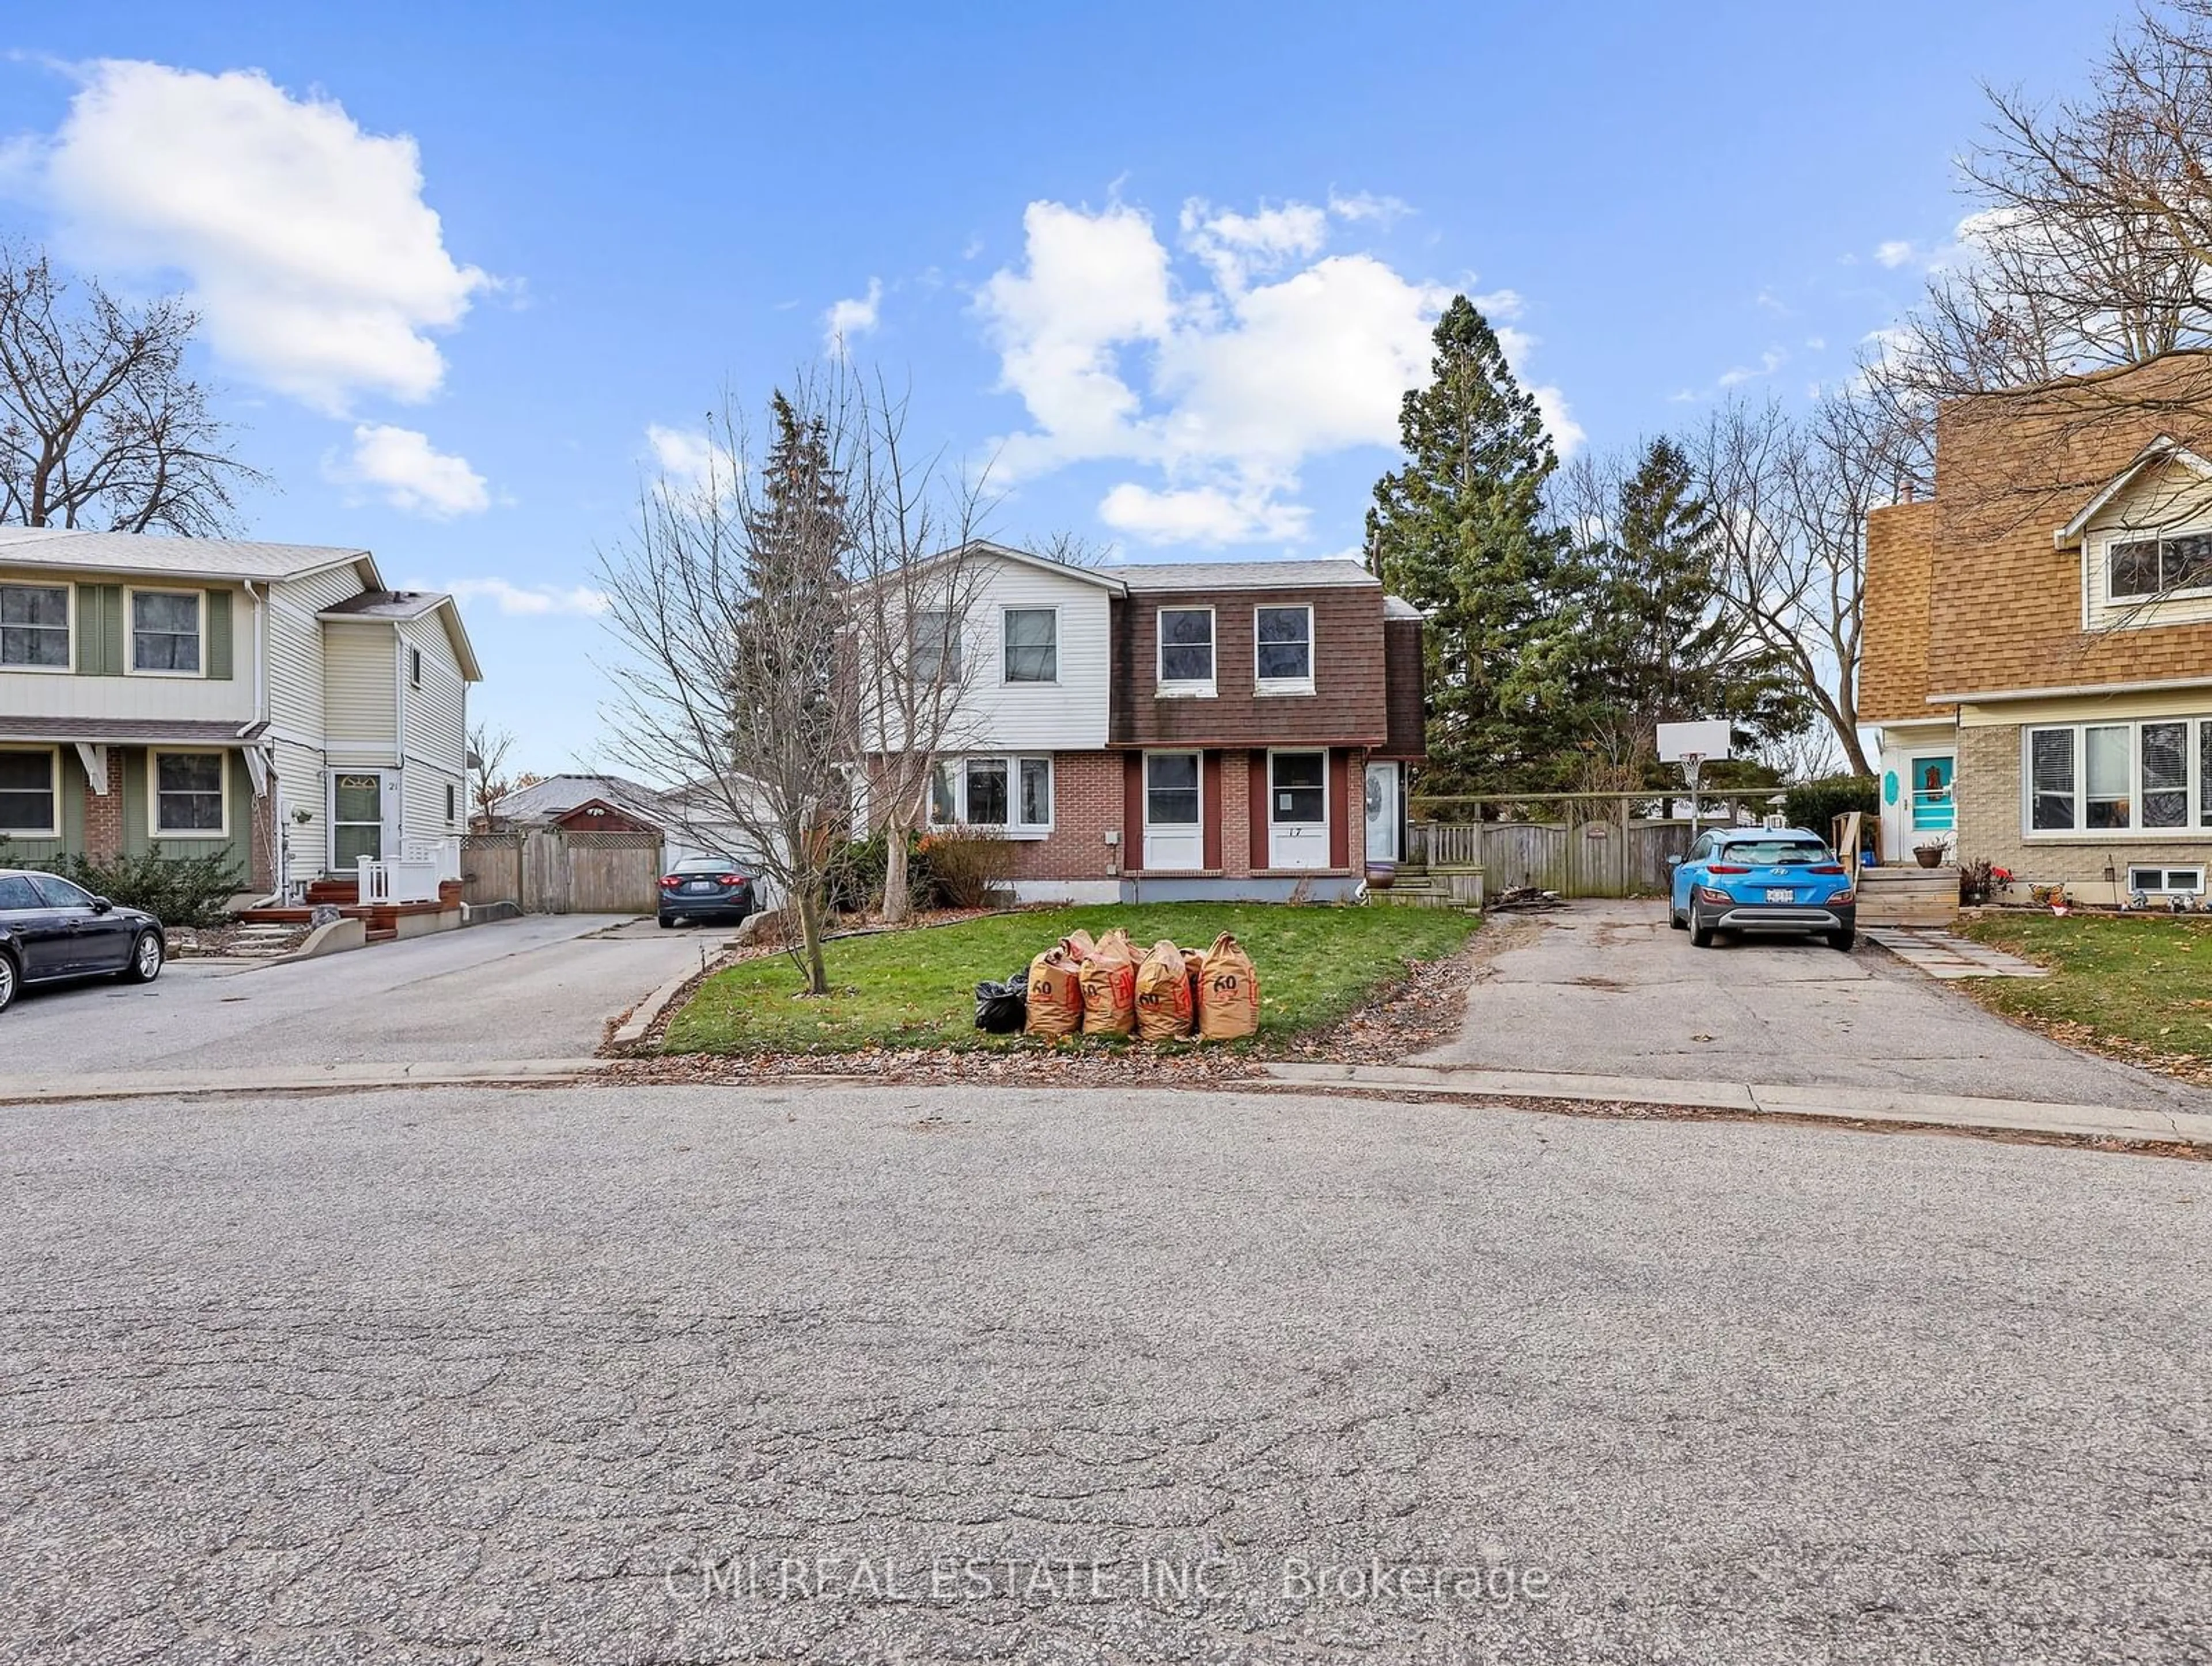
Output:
[
  {"xmin": 358, "ymin": 854, "xmax": 444, "ymax": 906},
  {"xmin": 401, "ymin": 836, "xmax": 464, "ymax": 881}
]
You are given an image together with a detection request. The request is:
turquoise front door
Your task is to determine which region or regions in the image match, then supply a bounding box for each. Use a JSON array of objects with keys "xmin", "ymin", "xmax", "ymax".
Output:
[{"xmin": 1910, "ymin": 755, "xmax": 1955, "ymax": 831}]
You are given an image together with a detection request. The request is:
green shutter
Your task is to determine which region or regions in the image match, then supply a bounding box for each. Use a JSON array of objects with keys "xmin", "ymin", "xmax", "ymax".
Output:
[
  {"xmin": 74, "ymin": 585, "xmax": 123, "ymax": 676},
  {"xmin": 206, "ymin": 589, "xmax": 233, "ymax": 680}
]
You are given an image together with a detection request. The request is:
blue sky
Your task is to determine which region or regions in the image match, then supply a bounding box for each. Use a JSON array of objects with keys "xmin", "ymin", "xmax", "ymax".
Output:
[{"xmin": 0, "ymin": 0, "xmax": 2134, "ymax": 771}]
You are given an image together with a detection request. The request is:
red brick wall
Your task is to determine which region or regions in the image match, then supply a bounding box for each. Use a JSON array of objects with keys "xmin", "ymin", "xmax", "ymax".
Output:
[
  {"xmin": 83, "ymin": 751, "xmax": 124, "ymax": 860},
  {"xmin": 999, "ymin": 749, "xmax": 1123, "ymax": 881}
]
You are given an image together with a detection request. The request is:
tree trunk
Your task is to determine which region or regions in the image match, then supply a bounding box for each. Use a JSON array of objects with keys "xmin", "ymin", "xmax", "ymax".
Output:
[
  {"xmin": 881, "ymin": 818, "xmax": 911, "ymax": 925},
  {"xmin": 795, "ymin": 882, "xmax": 830, "ymax": 996}
]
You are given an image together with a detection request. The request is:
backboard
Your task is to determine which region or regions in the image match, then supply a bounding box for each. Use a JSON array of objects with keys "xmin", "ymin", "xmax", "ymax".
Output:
[{"xmin": 1656, "ymin": 719, "xmax": 1733, "ymax": 764}]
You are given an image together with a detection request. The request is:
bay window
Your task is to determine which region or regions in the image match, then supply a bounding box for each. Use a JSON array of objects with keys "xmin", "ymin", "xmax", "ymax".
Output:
[
  {"xmin": 2025, "ymin": 717, "xmax": 2212, "ymax": 835},
  {"xmin": 928, "ymin": 754, "xmax": 1054, "ymax": 834}
]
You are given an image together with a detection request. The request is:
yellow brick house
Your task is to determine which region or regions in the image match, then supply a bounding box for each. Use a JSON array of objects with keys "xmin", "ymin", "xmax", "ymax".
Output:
[{"xmin": 1863, "ymin": 355, "xmax": 2212, "ymax": 904}]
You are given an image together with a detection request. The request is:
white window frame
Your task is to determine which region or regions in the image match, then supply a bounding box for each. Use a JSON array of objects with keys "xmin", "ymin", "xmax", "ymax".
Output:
[
  {"xmin": 0, "ymin": 745, "xmax": 61, "ymax": 836},
  {"xmin": 927, "ymin": 753, "xmax": 1054, "ymax": 838},
  {"xmin": 409, "ymin": 645, "xmax": 423, "ymax": 688},
  {"xmin": 148, "ymin": 748, "xmax": 230, "ymax": 839},
  {"xmin": 126, "ymin": 585, "xmax": 206, "ymax": 679},
  {"xmin": 1253, "ymin": 603, "xmax": 1316, "ymax": 695},
  {"xmin": 910, "ymin": 608, "xmax": 963, "ymax": 684},
  {"xmin": 1156, "ymin": 605, "xmax": 1217, "ymax": 698},
  {"xmin": 999, "ymin": 605, "xmax": 1059, "ymax": 687},
  {"xmin": 2126, "ymin": 864, "xmax": 2205, "ymax": 895},
  {"xmin": 2021, "ymin": 717, "xmax": 2212, "ymax": 839},
  {"xmin": 0, "ymin": 581, "xmax": 73, "ymax": 673},
  {"xmin": 1141, "ymin": 749, "xmax": 1205, "ymax": 870},
  {"xmin": 1264, "ymin": 746, "xmax": 1331, "ymax": 869}
]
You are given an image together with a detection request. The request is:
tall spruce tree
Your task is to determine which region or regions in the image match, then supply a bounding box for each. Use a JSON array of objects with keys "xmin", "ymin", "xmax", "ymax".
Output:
[
  {"xmin": 1560, "ymin": 437, "xmax": 1809, "ymax": 787},
  {"xmin": 1366, "ymin": 296, "xmax": 1574, "ymax": 796}
]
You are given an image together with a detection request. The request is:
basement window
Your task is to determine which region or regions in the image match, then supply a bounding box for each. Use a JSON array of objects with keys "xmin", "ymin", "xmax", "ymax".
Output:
[{"xmin": 2128, "ymin": 865, "xmax": 2205, "ymax": 895}]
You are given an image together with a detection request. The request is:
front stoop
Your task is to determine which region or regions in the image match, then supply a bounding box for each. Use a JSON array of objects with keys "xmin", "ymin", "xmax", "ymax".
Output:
[
  {"xmin": 1857, "ymin": 865, "xmax": 1960, "ymax": 927},
  {"xmin": 235, "ymin": 876, "xmax": 465, "ymax": 946}
]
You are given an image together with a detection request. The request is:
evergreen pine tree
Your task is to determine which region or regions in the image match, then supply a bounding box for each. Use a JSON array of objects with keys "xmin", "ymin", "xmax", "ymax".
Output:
[{"xmin": 1366, "ymin": 296, "xmax": 1575, "ymax": 796}]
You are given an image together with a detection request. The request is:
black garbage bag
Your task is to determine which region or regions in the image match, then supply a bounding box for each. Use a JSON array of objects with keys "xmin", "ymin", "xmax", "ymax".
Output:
[{"xmin": 973, "ymin": 968, "xmax": 1029, "ymax": 1033}]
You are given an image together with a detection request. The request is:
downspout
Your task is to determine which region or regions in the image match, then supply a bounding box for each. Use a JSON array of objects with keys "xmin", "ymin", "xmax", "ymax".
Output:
[{"xmin": 236, "ymin": 580, "xmax": 283, "ymax": 908}]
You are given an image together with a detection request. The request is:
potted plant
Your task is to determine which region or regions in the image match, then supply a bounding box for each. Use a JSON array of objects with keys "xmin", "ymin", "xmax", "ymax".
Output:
[
  {"xmin": 1914, "ymin": 841, "xmax": 1946, "ymax": 869},
  {"xmin": 1366, "ymin": 858, "xmax": 1397, "ymax": 889}
]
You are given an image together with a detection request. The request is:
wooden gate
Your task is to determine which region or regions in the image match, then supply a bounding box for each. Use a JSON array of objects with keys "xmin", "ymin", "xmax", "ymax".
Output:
[{"xmin": 460, "ymin": 829, "xmax": 662, "ymax": 914}]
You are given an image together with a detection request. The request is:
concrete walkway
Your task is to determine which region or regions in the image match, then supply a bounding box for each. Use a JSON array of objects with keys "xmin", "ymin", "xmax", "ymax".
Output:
[
  {"xmin": 1864, "ymin": 926, "xmax": 2049, "ymax": 979},
  {"xmin": 1265, "ymin": 1061, "xmax": 2212, "ymax": 1148}
]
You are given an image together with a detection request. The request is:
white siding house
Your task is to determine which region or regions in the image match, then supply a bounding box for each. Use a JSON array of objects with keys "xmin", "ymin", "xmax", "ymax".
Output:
[{"xmin": 0, "ymin": 527, "xmax": 481, "ymax": 901}]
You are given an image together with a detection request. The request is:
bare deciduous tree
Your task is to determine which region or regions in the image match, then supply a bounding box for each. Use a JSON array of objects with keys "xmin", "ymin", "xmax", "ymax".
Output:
[
  {"xmin": 467, "ymin": 723, "xmax": 517, "ymax": 828},
  {"xmin": 599, "ymin": 378, "xmax": 858, "ymax": 994},
  {"xmin": 1697, "ymin": 393, "xmax": 1925, "ymax": 777},
  {"xmin": 0, "ymin": 245, "xmax": 263, "ymax": 535},
  {"xmin": 843, "ymin": 376, "xmax": 994, "ymax": 923}
]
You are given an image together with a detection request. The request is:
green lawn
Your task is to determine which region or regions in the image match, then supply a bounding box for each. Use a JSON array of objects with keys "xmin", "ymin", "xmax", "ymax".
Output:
[
  {"xmin": 1956, "ymin": 911, "xmax": 2212, "ymax": 1073},
  {"xmin": 660, "ymin": 902, "xmax": 1480, "ymax": 1055}
]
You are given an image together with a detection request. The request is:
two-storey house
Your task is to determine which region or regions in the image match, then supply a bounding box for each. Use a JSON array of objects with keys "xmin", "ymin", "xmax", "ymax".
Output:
[
  {"xmin": 878, "ymin": 544, "xmax": 1425, "ymax": 902},
  {"xmin": 0, "ymin": 527, "xmax": 480, "ymax": 902},
  {"xmin": 1862, "ymin": 355, "xmax": 2212, "ymax": 903}
]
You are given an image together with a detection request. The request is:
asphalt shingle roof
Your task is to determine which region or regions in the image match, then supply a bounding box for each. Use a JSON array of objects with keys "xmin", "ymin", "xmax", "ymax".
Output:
[{"xmin": 0, "ymin": 525, "xmax": 374, "ymax": 582}]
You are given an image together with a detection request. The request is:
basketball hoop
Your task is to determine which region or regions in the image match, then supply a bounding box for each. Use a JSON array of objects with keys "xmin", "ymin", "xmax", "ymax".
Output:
[{"xmin": 1680, "ymin": 753, "xmax": 1705, "ymax": 841}]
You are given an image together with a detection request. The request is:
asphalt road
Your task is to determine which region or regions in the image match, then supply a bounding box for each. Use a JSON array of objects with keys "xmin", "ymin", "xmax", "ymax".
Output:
[
  {"xmin": 3, "ymin": 1081, "xmax": 2206, "ymax": 1664},
  {"xmin": 0, "ymin": 914, "xmax": 734, "ymax": 1069},
  {"xmin": 1418, "ymin": 899, "xmax": 2212, "ymax": 1112}
]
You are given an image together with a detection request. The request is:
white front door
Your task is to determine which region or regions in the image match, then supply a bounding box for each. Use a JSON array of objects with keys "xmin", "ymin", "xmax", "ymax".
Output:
[
  {"xmin": 330, "ymin": 770, "xmax": 400, "ymax": 870},
  {"xmin": 1268, "ymin": 750, "xmax": 1329, "ymax": 869},
  {"xmin": 1142, "ymin": 751, "xmax": 1204, "ymax": 871},
  {"xmin": 1363, "ymin": 760, "xmax": 1399, "ymax": 864}
]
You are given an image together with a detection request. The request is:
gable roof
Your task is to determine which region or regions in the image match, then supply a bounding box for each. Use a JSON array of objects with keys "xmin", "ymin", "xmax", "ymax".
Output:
[
  {"xmin": 490, "ymin": 773, "xmax": 671, "ymax": 826},
  {"xmin": 317, "ymin": 586, "xmax": 484, "ymax": 682},
  {"xmin": 2055, "ymin": 434, "xmax": 2212, "ymax": 546},
  {"xmin": 0, "ymin": 525, "xmax": 378, "ymax": 584}
]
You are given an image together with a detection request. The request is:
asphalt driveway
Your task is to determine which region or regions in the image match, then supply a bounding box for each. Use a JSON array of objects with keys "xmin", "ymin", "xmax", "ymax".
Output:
[
  {"xmin": 3, "ymin": 1081, "xmax": 2206, "ymax": 1664},
  {"xmin": 0, "ymin": 914, "xmax": 737, "ymax": 1069},
  {"xmin": 1417, "ymin": 899, "xmax": 2211, "ymax": 1113}
]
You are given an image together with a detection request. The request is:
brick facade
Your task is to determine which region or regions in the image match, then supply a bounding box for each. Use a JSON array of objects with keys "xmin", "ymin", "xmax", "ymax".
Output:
[
  {"xmin": 1955, "ymin": 721, "xmax": 2212, "ymax": 892},
  {"xmin": 82, "ymin": 749, "xmax": 125, "ymax": 861}
]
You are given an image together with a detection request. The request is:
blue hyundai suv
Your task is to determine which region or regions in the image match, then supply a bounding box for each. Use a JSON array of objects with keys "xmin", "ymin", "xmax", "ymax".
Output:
[{"xmin": 1669, "ymin": 827, "xmax": 1856, "ymax": 951}]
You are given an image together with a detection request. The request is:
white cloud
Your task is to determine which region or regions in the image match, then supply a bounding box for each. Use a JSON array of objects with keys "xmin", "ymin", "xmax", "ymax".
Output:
[
  {"xmin": 440, "ymin": 577, "xmax": 609, "ymax": 617},
  {"xmin": 324, "ymin": 424, "xmax": 489, "ymax": 517},
  {"xmin": 975, "ymin": 195, "xmax": 1578, "ymax": 546},
  {"xmin": 824, "ymin": 277, "xmax": 882, "ymax": 350},
  {"xmin": 1099, "ymin": 481, "xmax": 1309, "ymax": 546},
  {"xmin": 1327, "ymin": 190, "xmax": 1413, "ymax": 227},
  {"xmin": 645, "ymin": 423, "xmax": 734, "ymax": 494},
  {"xmin": 1715, "ymin": 347, "xmax": 1788, "ymax": 389},
  {"xmin": 20, "ymin": 60, "xmax": 490, "ymax": 414},
  {"xmin": 1874, "ymin": 239, "xmax": 1918, "ymax": 269}
]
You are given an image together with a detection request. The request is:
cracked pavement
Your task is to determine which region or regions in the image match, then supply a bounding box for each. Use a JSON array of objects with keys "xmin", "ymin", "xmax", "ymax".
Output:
[{"xmin": 3, "ymin": 1081, "xmax": 2208, "ymax": 1663}]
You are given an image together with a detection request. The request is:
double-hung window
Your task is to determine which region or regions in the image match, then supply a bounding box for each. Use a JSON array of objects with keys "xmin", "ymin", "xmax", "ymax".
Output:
[
  {"xmin": 0, "ymin": 749, "xmax": 59, "ymax": 835},
  {"xmin": 1157, "ymin": 607, "xmax": 1215, "ymax": 693},
  {"xmin": 1002, "ymin": 608, "xmax": 1057, "ymax": 683},
  {"xmin": 0, "ymin": 583, "xmax": 70, "ymax": 669},
  {"xmin": 1255, "ymin": 605, "xmax": 1314, "ymax": 691},
  {"xmin": 911, "ymin": 609, "xmax": 962, "ymax": 683},
  {"xmin": 929, "ymin": 754, "xmax": 1054, "ymax": 834},
  {"xmin": 131, "ymin": 589, "xmax": 202, "ymax": 675},
  {"xmin": 151, "ymin": 751, "xmax": 227, "ymax": 836},
  {"xmin": 2026, "ymin": 717, "xmax": 2212, "ymax": 835}
]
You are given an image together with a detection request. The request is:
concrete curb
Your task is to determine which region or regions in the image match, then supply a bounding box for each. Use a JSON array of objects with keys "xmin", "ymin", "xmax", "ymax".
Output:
[
  {"xmin": 611, "ymin": 960, "xmax": 713, "ymax": 1047},
  {"xmin": 1260, "ymin": 1062, "xmax": 2212, "ymax": 1148},
  {"xmin": 0, "ymin": 1058, "xmax": 609, "ymax": 1105},
  {"xmin": 269, "ymin": 916, "xmax": 366, "ymax": 964}
]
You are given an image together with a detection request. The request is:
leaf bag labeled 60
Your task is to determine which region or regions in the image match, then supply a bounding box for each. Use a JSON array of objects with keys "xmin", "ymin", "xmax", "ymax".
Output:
[{"xmin": 1196, "ymin": 932, "xmax": 1260, "ymax": 1041}]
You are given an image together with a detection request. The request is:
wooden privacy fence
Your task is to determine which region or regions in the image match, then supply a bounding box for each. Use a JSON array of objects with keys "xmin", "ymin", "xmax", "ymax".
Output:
[
  {"xmin": 461, "ymin": 828, "xmax": 662, "ymax": 914},
  {"xmin": 1406, "ymin": 789, "xmax": 1793, "ymax": 900}
]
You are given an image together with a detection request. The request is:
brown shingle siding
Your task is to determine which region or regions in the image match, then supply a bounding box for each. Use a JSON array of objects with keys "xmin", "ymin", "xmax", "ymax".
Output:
[
  {"xmin": 1859, "ymin": 499, "xmax": 1941, "ymax": 722},
  {"xmin": 1916, "ymin": 357, "xmax": 2212, "ymax": 700},
  {"xmin": 1380, "ymin": 616, "xmax": 1427, "ymax": 758},
  {"xmin": 1111, "ymin": 586, "xmax": 1389, "ymax": 747}
]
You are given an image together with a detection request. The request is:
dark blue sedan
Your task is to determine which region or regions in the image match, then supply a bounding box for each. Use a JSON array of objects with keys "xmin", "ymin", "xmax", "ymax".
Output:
[
  {"xmin": 1669, "ymin": 828, "xmax": 1857, "ymax": 951},
  {"xmin": 0, "ymin": 869, "xmax": 165, "ymax": 1014}
]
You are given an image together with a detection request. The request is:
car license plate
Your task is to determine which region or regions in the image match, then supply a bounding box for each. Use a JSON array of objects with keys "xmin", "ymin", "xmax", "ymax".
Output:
[
  {"xmin": 685, "ymin": 880, "xmax": 713, "ymax": 892},
  {"xmin": 1764, "ymin": 887, "xmax": 1794, "ymax": 903}
]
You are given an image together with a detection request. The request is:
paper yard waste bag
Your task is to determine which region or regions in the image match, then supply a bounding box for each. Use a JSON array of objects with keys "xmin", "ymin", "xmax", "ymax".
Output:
[
  {"xmin": 1196, "ymin": 932, "xmax": 1260, "ymax": 1041},
  {"xmin": 1025, "ymin": 947, "xmax": 1085, "ymax": 1039},
  {"xmin": 1060, "ymin": 927, "xmax": 1096, "ymax": 962},
  {"xmin": 1135, "ymin": 940, "xmax": 1195, "ymax": 1041},
  {"xmin": 1078, "ymin": 929, "xmax": 1138, "ymax": 1038}
]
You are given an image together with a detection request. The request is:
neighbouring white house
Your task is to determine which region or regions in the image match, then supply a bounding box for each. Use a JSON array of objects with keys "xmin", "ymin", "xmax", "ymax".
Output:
[{"xmin": 0, "ymin": 525, "xmax": 481, "ymax": 902}]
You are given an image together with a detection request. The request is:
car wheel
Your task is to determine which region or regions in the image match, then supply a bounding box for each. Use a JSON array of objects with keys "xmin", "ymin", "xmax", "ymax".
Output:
[
  {"xmin": 1689, "ymin": 907, "xmax": 1714, "ymax": 949},
  {"xmin": 657, "ymin": 914, "xmax": 676, "ymax": 929},
  {"xmin": 1828, "ymin": 927, "xmax": 1855, "ymax": 952},
  {"xmin": 0, "ymin": 949, "xmax": 16, "ymax": 1014},
  {"xmin": 119, "ymin": 929, "xmax": 164, "ymax": 984},
  {"xmin": 1669, "ymin": 905, "xmax": 1688, "ymax": 931}
]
